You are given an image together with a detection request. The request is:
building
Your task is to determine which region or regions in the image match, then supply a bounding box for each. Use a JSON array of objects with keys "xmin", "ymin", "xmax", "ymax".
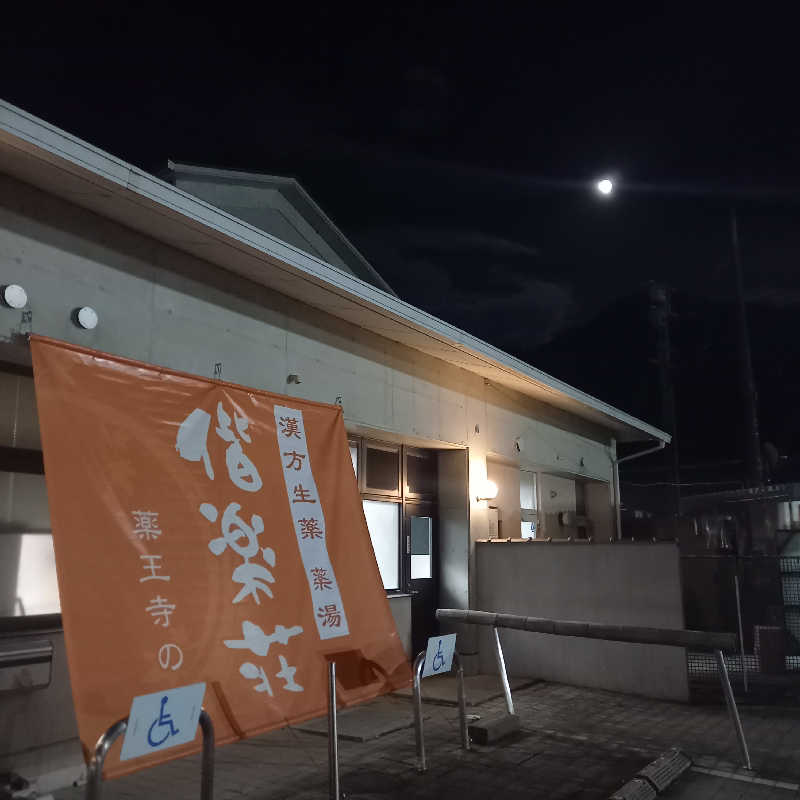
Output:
[{"xmin": 0, "ymin": 100, "xmax": 672, "ymax": 789}]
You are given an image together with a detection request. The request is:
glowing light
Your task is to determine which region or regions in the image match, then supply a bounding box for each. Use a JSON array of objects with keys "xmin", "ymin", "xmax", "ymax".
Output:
[
  {"xmin": 596, "ymin": 178, "xmax": 614, "ymax": 196},
  {"xmin": 476, "ymin": 479, "xmax": 499, "ymax": 503}
]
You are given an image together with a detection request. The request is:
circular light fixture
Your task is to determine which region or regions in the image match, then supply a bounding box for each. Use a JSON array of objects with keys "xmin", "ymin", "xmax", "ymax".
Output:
[
  {"xmin": 3, "ymin": 284, "xmax": 28, "ymax": 309},
  {"xmin": 476, "ymin": 479, "xmax": 499, "ymax": 503},
  {"xmin": 596, "ymin": 178, "xmax": 614, "ymax": 196},
  {"xmin": 76, "ymin": 306, "xmax": 99, "ymax": 330}
]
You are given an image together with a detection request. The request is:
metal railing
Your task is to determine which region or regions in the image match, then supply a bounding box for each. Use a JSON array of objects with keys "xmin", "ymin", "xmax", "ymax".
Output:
[
  {"xmin": 85, "ymin": 709, "xmax": 215, "ymax": 800},
  {"xmin": 682, "ymin": 554, "xmax": 800, "ymax": 685},
  {"xmin": 412, "ymin": 649, "xmax": 470, "ymax": 773},
  {"xmin": 437, "ymin": 608, "xmax": 751, "ymax": 770}
]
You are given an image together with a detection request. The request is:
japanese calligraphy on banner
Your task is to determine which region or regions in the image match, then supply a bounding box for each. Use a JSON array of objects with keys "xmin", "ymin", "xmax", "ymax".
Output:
[{"xmin": 30, "ymin": 336, "xmax": 411, "ymax": 778}]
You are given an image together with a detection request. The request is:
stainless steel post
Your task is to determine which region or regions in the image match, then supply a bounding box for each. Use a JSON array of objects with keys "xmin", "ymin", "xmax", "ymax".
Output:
[
  {"xmin": 453, "ymin": 652, "xmax": 471, "ymax": 751},
  {"xmin": 328, "ymin": 661, "xmax": 340, "ymax": 800},
  {"xmin": 734, "ymin": 572, "xmax": 748, "ymax": 693},
  {"xmin": 412, "ymin": 651, "xmax": 426, "ymax": 773},
  {"xmin": 714, "ymin": 649, "xmax": 752, "ymax": 770},
  {"xmin": 86, "ymin": 710, "xmax": 215, "ymax": 800},
  {"xmin": 86, "ymin": 718, "xmax": 128, "ymax": 800},
  {"xmin": 493, "ymin": 626, "xmax": 514, "ymax": 715},
  {"xmin": 199, "ymin": 709, "xmax": 215, "ymax": 800}
]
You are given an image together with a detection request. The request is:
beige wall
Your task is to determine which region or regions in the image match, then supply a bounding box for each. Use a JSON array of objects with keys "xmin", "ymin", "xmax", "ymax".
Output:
[
  {"xmin": 476, "ymin": 541, "xmax": 689, "ymax": 701},
  {"xmin": 486, "ymin": 459, "xmax": 521, "ymax": 539}
]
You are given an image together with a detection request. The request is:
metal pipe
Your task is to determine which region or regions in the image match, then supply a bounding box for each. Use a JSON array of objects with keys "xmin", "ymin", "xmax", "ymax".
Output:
[
  {"xmin": 328, "ymin": 661, "xmax": 340, "ymax": 800},
  {"xmin": 199, "ymin": 709, "xmax": 215, "ymax": 800},
  {"xmin": 616, "ymin": 440, "xmax": 667, "ymax": 465},
  {"xmin": 412, "ymin": 651, "xmax": 426, "ymax": 773},
  {"xmin": 85, "ymin": 718, "xmax": 128, "ymax": 800},
  {"xmin": 86, "ymin": 710, "xmax": 215, "ymax": 800},
  {"xmin": 611, "ymin": 439, "xmax": 666, "ymax": 538},
  {"xmin": 714, "ymin": 649, "xmax": 752, "ymax": 770},
  {"xmin": 493, "ymin": 626, "xmax": 514, "ymax": 715},
  {"xmin": 612, "ymin": 438, "xmax": 622, "ymax": 540},
  {"xmin": 453, "ymin": 652, "xmax": 471, "ymax": 751},
  {"xmin": 436, "ymin": 608, "xmax": 737, "ymax": 652},
  {"xmin": 733, "ymin": 573, "xmax": 748, "ymax": 693}
]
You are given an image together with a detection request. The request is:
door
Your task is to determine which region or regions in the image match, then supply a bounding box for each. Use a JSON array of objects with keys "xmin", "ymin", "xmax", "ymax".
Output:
[{"xmin": 407, "ymin": 502, "xmax": 438, "ymax": 656}]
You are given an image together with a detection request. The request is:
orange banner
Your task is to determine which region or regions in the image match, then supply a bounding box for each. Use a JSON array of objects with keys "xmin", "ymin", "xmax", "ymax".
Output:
[{"xmin": 30, "ymin": 336, "xmax": 411, "ymax": 777}]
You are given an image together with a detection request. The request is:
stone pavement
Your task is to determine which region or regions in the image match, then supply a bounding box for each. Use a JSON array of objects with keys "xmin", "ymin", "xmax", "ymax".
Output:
[{"xmin": 53, "ymin": 678, "xmax": 800, "ymax": 800}]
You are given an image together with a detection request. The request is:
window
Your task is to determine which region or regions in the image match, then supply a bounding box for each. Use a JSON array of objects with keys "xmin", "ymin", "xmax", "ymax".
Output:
[
  {"xmin": 520, "ymin": 469, "xmax": 538, "ymax": 539},
  {"xmin": 405, "ymin": 447, "xmax": 436, "ymax": 497},
  {"xmin": 362, "ymin": 500, "xmax": 400, "ymax": 590},
  {"xmin": 348, "ymin": 442, "xmax": 359, "ymax": 479},
  {"xmin": 0, "ymin": 364, "xmax": 59, "ymax": 623},
  {"xmin": 410, "ymin": 516, "xmax": 432, "ymax": 579},
  {"xmin": 363, "ymin": 442, "xmax": 400, "ymax": 494}
]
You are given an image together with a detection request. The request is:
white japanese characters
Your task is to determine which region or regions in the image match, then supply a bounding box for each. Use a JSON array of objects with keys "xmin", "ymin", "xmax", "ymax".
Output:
[
  {"xmin": 130, "ymin": 511, "xmax": 184, "ymax": 671},
  {"xmin": 175, "ymin": 398, "xmax": 309, "ymax": 698},
  {"xmin": 273, "ymin": 405, "xmax": 349, "ymax": 640}
]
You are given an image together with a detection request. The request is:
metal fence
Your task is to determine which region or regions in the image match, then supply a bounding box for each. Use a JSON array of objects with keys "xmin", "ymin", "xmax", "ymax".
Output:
[{"xmin": 681, "ymin": 555, "xmax": 800, "ymax": 685}]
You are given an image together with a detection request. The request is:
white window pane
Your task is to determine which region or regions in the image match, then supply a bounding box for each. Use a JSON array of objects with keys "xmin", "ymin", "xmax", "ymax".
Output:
[
  {"xmin": 410, "ymin": 516, "xmax": 432, "ymax": 579},
  {"xmin": 349, "ymin": 445, "xmax": 358, "ymax": 478},
  {"xmin": 520, "ymin": 470, "xmax": 536, "ymax": 510},
  {"xmin": 16, "ymin": 534, "xmax": 60, "ymax": 615},
  {"xmin": 411, "ymin": 555, "xmax": 431, "ymax": 579},
  {"xmin": 362, "ymin": 500, "xmax": 399, "ymax": 590},
  {"xmin": 521, "ymin": 521, "xmax": 537, "ymax": 540}
]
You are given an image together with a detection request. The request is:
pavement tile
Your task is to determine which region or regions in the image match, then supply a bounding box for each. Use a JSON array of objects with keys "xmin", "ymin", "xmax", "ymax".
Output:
[{"xmin": 51, "ymin": 680, "xmax": 800, "ymax": 800}]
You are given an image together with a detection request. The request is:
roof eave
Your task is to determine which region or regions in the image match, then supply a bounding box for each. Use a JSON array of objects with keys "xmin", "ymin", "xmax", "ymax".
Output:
[{"xmin": 0, "ymin": 99, "xmax": 669, "ymax": 444}]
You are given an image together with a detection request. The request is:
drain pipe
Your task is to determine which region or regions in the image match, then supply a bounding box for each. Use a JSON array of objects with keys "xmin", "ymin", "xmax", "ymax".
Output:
[{"xmin": 611, "ymin": 438, "xmax": 667, "ymax": 540}]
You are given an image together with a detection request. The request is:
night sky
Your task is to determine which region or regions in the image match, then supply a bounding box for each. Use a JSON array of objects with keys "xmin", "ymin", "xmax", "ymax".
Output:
[{"xmin": 3, "ymin": 5, "xmax": 800, "ymax": 484}]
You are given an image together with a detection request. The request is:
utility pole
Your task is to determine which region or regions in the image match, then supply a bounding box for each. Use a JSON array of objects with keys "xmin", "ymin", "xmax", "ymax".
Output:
[
  {"xmin": 730, "ymin": 210, "xmax": 764, "ymax": 487},
  {"xmin": 649, "ymin": 283, "xmax": 681, "ymax": 516}
]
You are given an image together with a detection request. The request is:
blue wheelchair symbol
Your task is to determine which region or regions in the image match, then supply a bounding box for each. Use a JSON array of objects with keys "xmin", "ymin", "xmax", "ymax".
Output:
[
  {"xmin": 147, "ymin": 695, "xmax": 180, "ymax": 747},
  {"xmin": 432, "ymin": 639, "xmax": 445, "ymax": 672}
]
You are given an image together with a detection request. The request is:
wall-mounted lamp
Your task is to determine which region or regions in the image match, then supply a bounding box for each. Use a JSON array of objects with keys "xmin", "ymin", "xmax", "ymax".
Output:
[
  {"xmin": 476, "ymin": 478, "xmax": 498, "ymax": 503},
  {"xmin": 2, "ymin": 284, "xmax": 28, "ymax": 309}
]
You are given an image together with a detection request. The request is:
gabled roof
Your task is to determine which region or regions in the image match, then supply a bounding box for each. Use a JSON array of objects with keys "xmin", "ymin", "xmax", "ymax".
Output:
[
  {"xmin": 166, "ymin": 161, "xmax": 396, "ymax": 295},
  {"xmin": 0, "ymin": 99, "xmax": 669, "ymax": 443}
]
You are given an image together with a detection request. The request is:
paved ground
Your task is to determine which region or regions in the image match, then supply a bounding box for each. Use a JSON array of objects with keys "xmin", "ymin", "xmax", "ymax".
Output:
[{"xmin": 52, "ymin": 678, "xmax": 800, "ymax": 800}]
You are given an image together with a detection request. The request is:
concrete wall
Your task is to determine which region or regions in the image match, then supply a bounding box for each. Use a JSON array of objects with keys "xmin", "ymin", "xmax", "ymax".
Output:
[
  {"xmin": 0, "ymin": 631, "xmax": 83, "ymax": 787},
  {"xmin": 0, "ymin": 171, "xmax": 619, "ymax": 769},
  {"xmin": 476, "ymin": 542, "xmax": 689, "ymax": 701},
  {"xmin": 539, "ymin": 474, "xmax": 576, "ymax": 538},
  {"xmin": 486, "ymin": 459, "xmax": 521, "ymax": 539},
  {"xmin": 585, "ymin": 480, "xmax": 615, "ymax": 541}
]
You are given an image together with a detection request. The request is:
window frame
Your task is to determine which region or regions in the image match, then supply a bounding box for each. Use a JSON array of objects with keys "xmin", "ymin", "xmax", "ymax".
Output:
[
  {"xmin": 403, "ymin": 445, "xmax": 437, "ymax": 501},
  {"xmin": 0, "ymin": 361, "xmax": 60, "ymax": 631}
]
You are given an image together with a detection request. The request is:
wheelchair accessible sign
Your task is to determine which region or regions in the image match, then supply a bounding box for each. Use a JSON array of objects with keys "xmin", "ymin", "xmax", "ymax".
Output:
[
  {"xmin": 421, "ymin": 634, "xmax": 457, "ymax": 678},
  {"xmin": 120, "ymin": 682, "xmax": 206, "ymax": 761}
]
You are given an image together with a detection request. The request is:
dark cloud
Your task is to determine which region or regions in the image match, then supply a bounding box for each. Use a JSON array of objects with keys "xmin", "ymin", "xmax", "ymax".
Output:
[{"xmin": 355, "ymin": 225, "xmax": 573, "ymax": 348}]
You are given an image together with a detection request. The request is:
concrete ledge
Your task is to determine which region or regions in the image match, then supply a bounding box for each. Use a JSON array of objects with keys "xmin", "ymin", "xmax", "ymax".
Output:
[{"xmin": 467, "ymin": 713, "xmax": 521, "ymax": 745}]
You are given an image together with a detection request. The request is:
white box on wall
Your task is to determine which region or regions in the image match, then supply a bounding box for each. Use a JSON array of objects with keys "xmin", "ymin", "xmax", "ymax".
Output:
[{"xmin": 487, "ymin": 507, "xmax": 500, "ymax": 538}]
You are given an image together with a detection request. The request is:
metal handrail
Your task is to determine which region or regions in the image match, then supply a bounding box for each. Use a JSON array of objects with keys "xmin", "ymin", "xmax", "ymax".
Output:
[
  {"xmin": 412, "ymin": 650, "xmax": 470, "ymax": 773},
  {"xmin": 437, "ymin": 608, "xmax": 737, "ymax": 652},
  {"xmin": 438, "ymin": 608, "xmax": 751, "ymax": 771},
  {"xmin": 85, "ymin": 708, "xmax": 215, "ymax": 800}
]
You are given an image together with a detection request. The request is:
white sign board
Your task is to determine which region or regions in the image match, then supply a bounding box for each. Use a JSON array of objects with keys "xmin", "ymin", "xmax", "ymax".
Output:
[
  {"xmin": 421, "ymin": 633, "xmax": 457, "ymax": 678},
  {"xmin": 120, "ymin": 682, "xmax": 206, "ymax": 761}
]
